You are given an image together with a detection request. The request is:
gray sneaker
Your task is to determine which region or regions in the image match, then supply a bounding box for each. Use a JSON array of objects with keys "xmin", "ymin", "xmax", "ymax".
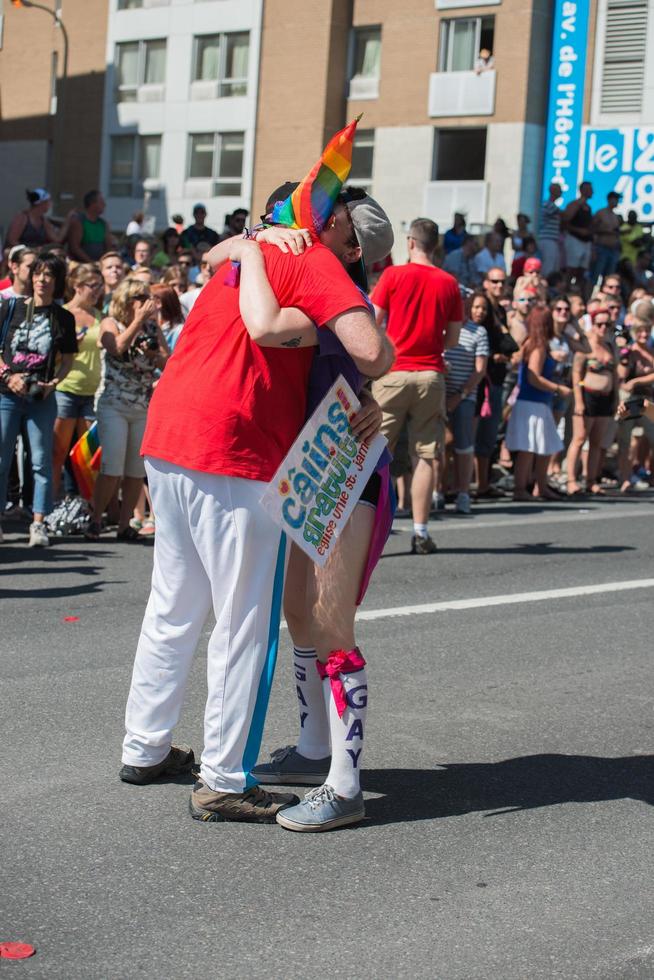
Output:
[
  {"xmin": 252, "ymin": 745, "xmax": 331, "ymax": 786},
  {"xmin": 276, "ymin": 784, "xmax": 365, "ymax": 832}
]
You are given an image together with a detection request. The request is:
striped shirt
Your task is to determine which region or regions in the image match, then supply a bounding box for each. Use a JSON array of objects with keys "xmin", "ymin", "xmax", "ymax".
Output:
[
  {"xmin": 445, "ymin": 320, "xmax": 490, "ymax": 399},
  {"xmin": 539, "ymin": 200, "xmax": 561, "ymax": 241}
]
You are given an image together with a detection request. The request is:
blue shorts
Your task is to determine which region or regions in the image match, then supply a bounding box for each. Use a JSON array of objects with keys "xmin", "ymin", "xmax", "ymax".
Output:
[
  {"xmin": 55, "ymin": 390, "xmax": 96, "ymax": 421},
  {"xmin": 448, "ymin": 397, "xmax": 476, "ymax": 454}
]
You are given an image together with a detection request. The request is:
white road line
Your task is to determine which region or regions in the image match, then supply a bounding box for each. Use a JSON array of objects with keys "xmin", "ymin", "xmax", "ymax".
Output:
[
  {"xmin": 393, "ymin": 504, "xmax": 654, "ymax": 533},
  {"xmin": 351, "ymin": 579, "xmax": 654, "ymax": 622}
]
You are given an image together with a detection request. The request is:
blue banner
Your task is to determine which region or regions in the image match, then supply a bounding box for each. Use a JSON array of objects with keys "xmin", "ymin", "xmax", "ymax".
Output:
[
  {"xmin": 580, "ymin": 127, "xmax": 654, "ymax": 220},
  {"xmin": 541, "ymin": 0, "xmax": 591, "ymax": 207}
]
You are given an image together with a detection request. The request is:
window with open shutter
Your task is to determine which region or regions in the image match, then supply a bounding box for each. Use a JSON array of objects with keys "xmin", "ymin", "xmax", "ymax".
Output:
[{"xmin": 600, "ymin": 0, "xmax": 648, "ymax": 113}]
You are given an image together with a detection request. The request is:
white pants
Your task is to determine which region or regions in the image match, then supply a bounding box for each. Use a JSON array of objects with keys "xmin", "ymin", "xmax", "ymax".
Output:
[{"xmin": 122, "ymin": 457, "xmax": 287, "ymax": 793}]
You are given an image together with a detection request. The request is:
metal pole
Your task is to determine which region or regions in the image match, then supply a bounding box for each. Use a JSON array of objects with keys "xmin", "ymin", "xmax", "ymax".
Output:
[{"xmin": 17, "ymin": 1, "xmax": 69, "ymax": 213}]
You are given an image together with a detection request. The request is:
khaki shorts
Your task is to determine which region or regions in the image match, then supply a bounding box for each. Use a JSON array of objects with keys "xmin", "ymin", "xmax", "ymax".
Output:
[{"xmin": 371, "ymin": 370, "xmax": 445, "ymax": 460}]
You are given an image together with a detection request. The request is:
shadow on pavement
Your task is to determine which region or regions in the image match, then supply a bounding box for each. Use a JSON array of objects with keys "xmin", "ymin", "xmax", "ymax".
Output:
[
  {"xmin": 381, "ymin": 543, "xmax": 635, "ymax": 559},
  {"xmin": 363, "ymin": 753, "xmax": 654, "ymax": 824}
]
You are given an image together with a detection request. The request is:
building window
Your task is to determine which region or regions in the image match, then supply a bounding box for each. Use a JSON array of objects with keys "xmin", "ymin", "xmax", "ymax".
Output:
[
  {"xmin": 439, "ymin": 16, "xmax": 494, "ymax": 72},
  {"xmin": 110, "ymin": 134, "xmax": 161, "ymax": 197},
  {"xmin": 349, "ymin": 26, "xmax": 381, "ymax": 99},
  {"xmin": 187, "ymin": 132, "xmax": 244, "ymax": 196},
  {"xmin": 193, "ymin": 32, "xmax": 249, "ymax": 96},
  {"xmin": 118, "ymin": 0, "xmax": 170, "ymax": 8},
  {"xmin": 432, "ymin": 128, "xmax": 486, "ymax": 180},
  {"xmin": 115, "ymin": 39, "xmax": 166, "ymax": 102},
  {"xmin": 349, "ymin": 129, "xmax": 375, "ymax": 192},
  {"xmin": 600, "ymin": 0, "xmax": 648, "ymax": 113}
]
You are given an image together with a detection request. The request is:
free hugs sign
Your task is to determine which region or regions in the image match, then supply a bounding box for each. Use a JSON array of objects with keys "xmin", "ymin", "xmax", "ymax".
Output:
[{"xmin": 260, "ymin": 376, "xmax": 386, "ymax": 566}]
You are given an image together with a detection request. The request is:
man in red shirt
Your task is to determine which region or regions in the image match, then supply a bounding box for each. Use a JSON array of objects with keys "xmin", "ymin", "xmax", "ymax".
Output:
[
  {"xmin": 371, "ymin": 218, "xmax": 463, "ymax": 554},
  {"xmin": 119, "ymin": 197, "xmax": 393, "ymax": 824}
]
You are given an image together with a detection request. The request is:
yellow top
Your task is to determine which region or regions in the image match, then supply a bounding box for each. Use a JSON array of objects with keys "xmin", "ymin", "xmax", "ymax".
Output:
[{"xmin": 57, "ymin": 307, "xmax": 102, "ymax": 397}]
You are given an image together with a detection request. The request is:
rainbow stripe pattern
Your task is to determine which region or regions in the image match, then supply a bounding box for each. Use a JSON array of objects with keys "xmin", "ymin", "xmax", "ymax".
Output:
[
  {"xmin": 271, "ymin": 115, "xmax": 362, "ymax": 234},
  {"xmin": 69, "ymin": 421, "xmax": 102, "ymax": 500}
]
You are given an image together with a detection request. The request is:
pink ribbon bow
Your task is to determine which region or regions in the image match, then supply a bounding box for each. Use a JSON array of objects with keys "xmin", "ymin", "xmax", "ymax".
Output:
[{"xmin": 316, "ymin": 648, "xmax": 367, "ymax": 718}]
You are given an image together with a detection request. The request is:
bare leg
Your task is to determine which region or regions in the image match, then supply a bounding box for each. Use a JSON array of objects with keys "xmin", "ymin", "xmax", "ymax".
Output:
[
  {"xmin": 588, "ymin": 418, "xmax": 610, "ymax": 491},
  {"xmin": 410, "ymin": 457, "xmax": 434, "ymax": 525},
  {"xmin": 91, "ymin": 473, "xmax": 121, "ymax": 524},
  {"xmin": 475, "ymin": 454, "xmax": 490, "ymax": 493},
  {"xmin": 454, "ymin": 452, "xmax": 474, "ymax": 493},
  {"xmin": 283, "ymin": 543, "xmax": 314, "ymax": 648},
  {"xmin": 133, "ymin": 486, "xmax": 147, "ymax": 523},
  {"xmin": 311, "ymin": 505, "xmax": 376, "ymax": 662},
  {"xmin": 565, "ymin": 415, "xmax": 587, "ymax": 493},
  {"xmin": 118, "ymin": 476, "xmax": 145, "ymax": 532},
  {"xmin": 513, "ymin": 451, "xmax": 534, "ymax": 499},
  {"xmin": 534, "ymin": 454, "xmax": 558, "ymax": 498}
]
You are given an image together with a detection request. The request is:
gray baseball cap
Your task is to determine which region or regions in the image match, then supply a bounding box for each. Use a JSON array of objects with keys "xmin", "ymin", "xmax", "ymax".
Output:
[{"xmin": 345, "ymin": 192, "xmax": 394, "ymax": 266}]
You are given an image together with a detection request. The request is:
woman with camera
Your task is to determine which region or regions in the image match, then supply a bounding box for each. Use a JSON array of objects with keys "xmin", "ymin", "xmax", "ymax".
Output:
[
  {"xmin": 85, "ymin": 278, "xmax": 168, "ymax": 542},
  {"xmin": 0, "ymin": 255, "xmax": 77, "ymax": 546}
]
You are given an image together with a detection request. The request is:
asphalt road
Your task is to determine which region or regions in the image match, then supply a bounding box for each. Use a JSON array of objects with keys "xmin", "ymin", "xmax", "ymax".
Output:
[{"xmin": 2, "ymin": 492, "xmax": 654, "ymax": 979}]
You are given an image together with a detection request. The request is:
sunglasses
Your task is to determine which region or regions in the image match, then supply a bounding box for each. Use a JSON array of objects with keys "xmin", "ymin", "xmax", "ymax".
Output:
[
  {"xmin": 554, "ymin": 306, "xmax": 570, "ymax": 312},
  {"xmin": 488, "ymin": 278, "xmax": 505, "ymax": 285}
]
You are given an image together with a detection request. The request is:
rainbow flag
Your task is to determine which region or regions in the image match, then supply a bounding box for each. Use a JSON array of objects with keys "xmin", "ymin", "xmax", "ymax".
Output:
[
  {"xmin": 271, "ymin": 115, "xmax": 362, "ymax": 234},
  {"xmin": 69, "ymin": 421, "xmax": 102, "ymax": 500}
]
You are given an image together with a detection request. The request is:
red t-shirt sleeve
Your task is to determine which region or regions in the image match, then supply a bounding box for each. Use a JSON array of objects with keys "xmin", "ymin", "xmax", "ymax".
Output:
[{"xmin": 370, "ymin": 267, "xmax": 393, "ymax": 310}]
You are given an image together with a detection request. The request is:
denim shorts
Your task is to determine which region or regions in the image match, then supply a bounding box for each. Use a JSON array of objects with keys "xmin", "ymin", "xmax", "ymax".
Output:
[
  {"xmin": 448, "ymin": 397, "xmax": 476, "ymax": 454},
  {"xmin": 55, "ymin": 390, "xmax": 96, "ymax": 420}
]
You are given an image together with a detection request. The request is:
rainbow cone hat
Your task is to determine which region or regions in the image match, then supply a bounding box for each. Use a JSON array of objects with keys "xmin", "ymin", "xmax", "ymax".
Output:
[{"xmin": 271, "ymin": 115, "xmax": 362, "ymax": 234}]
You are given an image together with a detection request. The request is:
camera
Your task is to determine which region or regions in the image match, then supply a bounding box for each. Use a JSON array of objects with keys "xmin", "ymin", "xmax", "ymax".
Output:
[
  {"xmin": 25, "ymin": 374, "xmax": 45, "ymax": 401},
  {"xmin": 135, "ymin": 332, "xmax": 159, "ymax": 352}
]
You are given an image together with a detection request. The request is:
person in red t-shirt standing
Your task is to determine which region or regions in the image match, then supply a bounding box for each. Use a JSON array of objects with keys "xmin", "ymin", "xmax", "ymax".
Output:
[
  {"xmin": 118, "ymin": 200, "xmax": 393, "ymax": 825},
  {"xmin": 371, "ymin": 218, "xmax": 463, "ymax": 554}
]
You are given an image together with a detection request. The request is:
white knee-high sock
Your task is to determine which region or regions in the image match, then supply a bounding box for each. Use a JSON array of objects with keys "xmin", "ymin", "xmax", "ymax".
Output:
[
  {"xmin": 293, "ymin": 646, "xmax": 330, "ymax": 759},
  {"xmin": 321, "ymin": 651, "xmax": 368, "ymax": 799}
]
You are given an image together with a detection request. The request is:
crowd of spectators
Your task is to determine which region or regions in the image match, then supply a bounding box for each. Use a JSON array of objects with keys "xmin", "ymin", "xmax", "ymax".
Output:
[
  {"xmin": 0, "ymin": 188, "xmax": 245, "ymax": 546},
  {"xmin": 0, "ymin": 180, "xmax": 653, "ymax": 550},
  {"xmin": 425, "ymin": 183, "xmax": 654, "ymax": 518}
]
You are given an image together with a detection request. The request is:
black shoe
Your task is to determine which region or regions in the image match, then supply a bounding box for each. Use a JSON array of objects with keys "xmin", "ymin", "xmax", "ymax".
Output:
[
  {"xmin": 410, "ymin": 533, "xmax": 438, "ymax": 555},
  {"xmin": 116, "ymin": 525, "xmax": 149, "ymax": 542},
  {"xmin": 119, "ymin": 746, "xmax": 196, "ymax": 784}
]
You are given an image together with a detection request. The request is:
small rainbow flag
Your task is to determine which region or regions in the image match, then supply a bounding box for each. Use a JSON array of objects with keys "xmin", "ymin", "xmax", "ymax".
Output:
[
  {"xmin": 271, "ymin": 115, "xmax": 362, "ymax": 234},
  {"xmin": 69, "ymin": 421, "xmax": 102, "ymax": 500}
]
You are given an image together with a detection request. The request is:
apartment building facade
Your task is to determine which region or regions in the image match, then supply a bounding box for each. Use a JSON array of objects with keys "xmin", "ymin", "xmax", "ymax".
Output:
[
  {"xmin": 253, "ymin": 0, "xmax": 554, "ymax": 259},
  {"xmin": 99, "ymin": 0, "xmax": 262, "ymax": 234},
  {"xmin": 0, "ymin": 0, "xmax": 109, "ymax": 231},
  {"xmin": 2, "ymin": 0, "xmax": 654, "ymax": 248}
]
